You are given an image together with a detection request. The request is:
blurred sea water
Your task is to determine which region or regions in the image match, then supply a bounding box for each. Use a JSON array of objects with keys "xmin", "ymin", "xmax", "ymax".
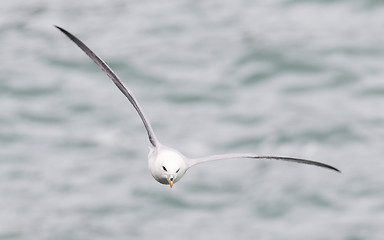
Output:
[{"xmin": 1, "ymin": 0, "xmax": 384, "ymax": 239}]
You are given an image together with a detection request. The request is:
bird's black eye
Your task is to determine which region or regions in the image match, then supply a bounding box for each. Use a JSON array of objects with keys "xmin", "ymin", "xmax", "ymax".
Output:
[
  {"xmin": 162, "ymin": 166, "xmax": 167, "ymax": 172},
  {"xmin": 176, "ymin": 168, "xmax": 180, "ymax": 173}
]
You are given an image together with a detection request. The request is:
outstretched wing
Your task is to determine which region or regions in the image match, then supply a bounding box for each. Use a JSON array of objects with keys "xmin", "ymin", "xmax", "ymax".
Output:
[
  {"xmin": 55, "ymin": 26, "xmax": 159, "ymax": 148},
  {"xmin": 187, "ymin": 153, "xmax": 340, "ymax": 172}
]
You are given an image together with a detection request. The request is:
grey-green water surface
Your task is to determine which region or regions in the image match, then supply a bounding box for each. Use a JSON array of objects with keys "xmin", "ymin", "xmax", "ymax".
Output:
[{"xmin": 1, "ymin": 1, "xmax": 384, "ymax": 239}]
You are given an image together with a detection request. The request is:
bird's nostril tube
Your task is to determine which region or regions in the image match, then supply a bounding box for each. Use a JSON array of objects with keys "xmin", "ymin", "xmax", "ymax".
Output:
[{"xmin": 170, "ymin": 177, "xmax": 174, "ymax": 181}]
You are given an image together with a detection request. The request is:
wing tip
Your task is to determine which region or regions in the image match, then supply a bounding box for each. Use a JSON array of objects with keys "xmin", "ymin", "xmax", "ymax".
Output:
[
  {"xmin": 54, "ymin": 25, "xmax": 71, "ymax": 38},
  {"xmin": 54, "ymin": 25, "xmax": 63, "ymax": 31},
  {"xmin": 330, "ymin": 166, "xmax": 342, "ymax": 173}
]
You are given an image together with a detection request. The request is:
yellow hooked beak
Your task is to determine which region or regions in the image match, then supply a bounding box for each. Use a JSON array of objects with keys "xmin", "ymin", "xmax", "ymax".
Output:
[{"xmin": 168, "ymin": 177, "xmax": 174, "ymax": 188}]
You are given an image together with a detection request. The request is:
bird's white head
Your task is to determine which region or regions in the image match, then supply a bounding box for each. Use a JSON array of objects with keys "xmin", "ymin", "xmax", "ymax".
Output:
[{"xmin": 149, "ymin": 146, "xmax": 187, "ymax": 188}]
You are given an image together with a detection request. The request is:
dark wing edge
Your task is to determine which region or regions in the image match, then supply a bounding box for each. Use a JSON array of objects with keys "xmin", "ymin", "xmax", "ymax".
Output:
[
  {"xmin": 55, "ymin": 25, "xmax": 159, "ymax": 148},
  {"xmin": 188, "ymin": 153, "xmax": 341, "ymax": 173}
]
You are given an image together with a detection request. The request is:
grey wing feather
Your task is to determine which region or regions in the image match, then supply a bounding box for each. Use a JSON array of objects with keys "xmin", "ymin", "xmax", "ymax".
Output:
[
  {"xmin": 55, "ymin": 26, "xmax": 159, "ymax": 148},
  {"xmin": 188, "ymin": 153, "xmax": 340, "ymax": 173}
]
